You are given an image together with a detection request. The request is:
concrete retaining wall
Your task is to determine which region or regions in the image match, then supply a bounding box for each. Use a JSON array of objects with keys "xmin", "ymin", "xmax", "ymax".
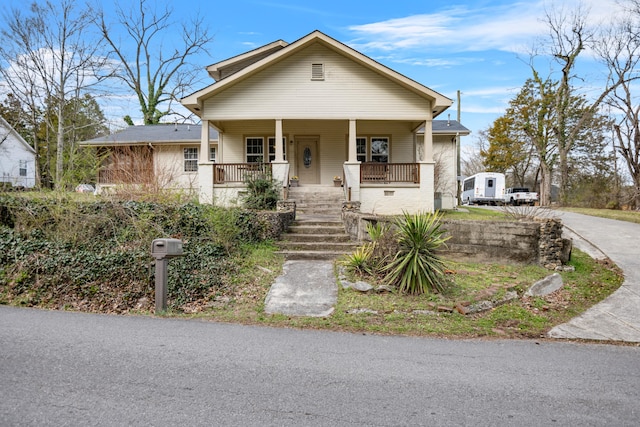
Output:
[{"xmin": 341, "ymin": 211, "xmax": 569, "ymax": 267}]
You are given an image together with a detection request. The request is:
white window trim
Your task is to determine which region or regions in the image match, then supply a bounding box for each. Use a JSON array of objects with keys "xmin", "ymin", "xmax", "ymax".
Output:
[
  {"xmin": 268, "ymin": 136, "xmax": 287, "ymax": 161},
  {"xmin": 184, "ymin": 147, "xmax": 198, "ymax": 172},
  {"xmin": 353, "ymin": 135, "xmax": 391, "ymax": 163},
  {"xmin": 245, "ymin": 137, "xmax": 265, "ymax": 163}
]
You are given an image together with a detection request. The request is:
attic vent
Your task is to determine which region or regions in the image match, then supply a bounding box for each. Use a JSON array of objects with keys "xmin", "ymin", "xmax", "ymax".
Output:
[{"xmin": 311, "ymin": 63, "xmax": 324, "ymax": 80}]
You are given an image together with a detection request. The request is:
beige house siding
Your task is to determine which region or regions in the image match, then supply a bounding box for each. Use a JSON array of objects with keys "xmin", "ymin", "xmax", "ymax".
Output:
[{"xmin": 202, "ymin": 44, "xmax": 433, "ymax": 121}]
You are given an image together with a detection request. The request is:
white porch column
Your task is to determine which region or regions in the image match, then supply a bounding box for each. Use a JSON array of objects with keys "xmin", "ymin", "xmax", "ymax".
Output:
[
  {"xmin": 199, "ymin": 120, "xmax": 215, "ymax": 205},
  {"xmin": 275, "ymin": 119, "xmax": 284, "ymax": 162},
  {"xmin": 419, "ymin": 106, "xmax": 435, "ymax": 212},
  {"xmin": 271, "ymin": 118, "xmax": 289, "ymax": 195},
  {"xmin": 344, "ymin": 119, "xmax": 361, "ymax": 203},
  {"xmin": 200, "ymin": 120, "xmax": 210, "ymax": 157},
  {"xmin": 423, "ymin": 109, "xmax": 434, "ymax": 162},
  {"xmin": 348, "ymin": 119, "xmax": 358, "ymax": 162}
]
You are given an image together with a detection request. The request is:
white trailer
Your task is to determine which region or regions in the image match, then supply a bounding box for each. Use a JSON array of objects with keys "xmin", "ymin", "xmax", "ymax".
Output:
[{"xmin": 461, "ymin": 172, "xmax": 505, "ymax": 205}]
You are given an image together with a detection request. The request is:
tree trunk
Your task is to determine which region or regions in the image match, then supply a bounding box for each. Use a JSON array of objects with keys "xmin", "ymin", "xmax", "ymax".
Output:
[
  {"xmin": 538, "ymin": 161, "xmax": 553, "ymax": 206},
  {"xmin": 56, "ymin": 98, "xmax": 65, "ymax": 189}
]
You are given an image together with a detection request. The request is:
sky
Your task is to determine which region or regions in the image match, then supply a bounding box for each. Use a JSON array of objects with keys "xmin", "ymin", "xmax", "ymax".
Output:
[{"xmin": 1, "ymin": 0, "xmax": 629, "ymax": 150}]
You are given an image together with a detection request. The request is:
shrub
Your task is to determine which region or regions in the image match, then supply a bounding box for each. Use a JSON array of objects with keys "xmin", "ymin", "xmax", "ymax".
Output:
[
  {"xmin": 382, "ymin": 211, "xmax": 450, "ymax": 295},
  {"xmin": 242, "ymin": 172, "xmax": 280, "ymax": 210},
  {"xmin": 0, "ymin": 195, "xmax": 270, "ymax": 312}
]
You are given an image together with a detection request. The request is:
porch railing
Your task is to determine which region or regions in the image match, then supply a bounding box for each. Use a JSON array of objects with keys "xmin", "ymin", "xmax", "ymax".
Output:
[
  {"xmin": 360, "ymin": 163, "xmax": 419, "ymax": 184},
  {"xmin": 213, "ymin": 163, "xmax": 272, "ymax": 184}
]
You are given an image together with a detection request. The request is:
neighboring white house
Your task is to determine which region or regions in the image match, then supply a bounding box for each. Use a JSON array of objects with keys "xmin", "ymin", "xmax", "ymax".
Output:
[
  {"xmin": 181, "ymin": 30, "xmax": 470, "ymax": 214},
  {"xmin": 0, "ymin": 116, "xmax": 37, "ymax": 189}
]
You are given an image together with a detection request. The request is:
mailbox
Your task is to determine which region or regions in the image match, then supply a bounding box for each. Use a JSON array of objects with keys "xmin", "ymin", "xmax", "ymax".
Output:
[
  {"xmin": 151, "ymin": 238, "xmax": 184, "ymax": 314},
  {"xmin": 151, "ymin": 238, "xmax": 183, "ymax": 259}
]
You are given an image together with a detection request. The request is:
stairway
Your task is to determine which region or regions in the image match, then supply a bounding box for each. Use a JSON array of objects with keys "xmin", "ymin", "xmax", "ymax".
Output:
[{"xmin": 276, "ymin": 186, "xmax": 358, "ymax": 260}]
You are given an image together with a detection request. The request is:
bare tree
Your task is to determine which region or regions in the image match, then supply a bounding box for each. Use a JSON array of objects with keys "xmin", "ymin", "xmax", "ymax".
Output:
[
  {"xmin": 542, "ymin": 3, "xmax": 631, "ymax": 205},
  {"xmin": 598, "ymin": 4, "xmax": 640, "ymax": 208},
  {"xmin": 0, "ymin": 0, "xmax": 110, "ymax": 189},
  {"xmin": 96, "ymin": 0, "xmax": 213, "ymax": 125}
]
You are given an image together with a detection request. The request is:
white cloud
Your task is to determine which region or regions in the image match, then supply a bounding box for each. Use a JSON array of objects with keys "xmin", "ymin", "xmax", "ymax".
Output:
[{"xmin": 347, "ymin": 0, "xmax": 625, "ymax": 57}]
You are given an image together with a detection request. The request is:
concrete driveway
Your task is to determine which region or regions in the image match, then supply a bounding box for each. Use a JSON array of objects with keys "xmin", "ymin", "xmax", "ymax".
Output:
[{"xmin": 549, "ymin": 210, "xmax": 640, "ymax": 342}]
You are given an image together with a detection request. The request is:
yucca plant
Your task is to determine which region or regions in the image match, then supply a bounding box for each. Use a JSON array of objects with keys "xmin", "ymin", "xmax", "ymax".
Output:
[
  {"xmin": 341, "ymin": 243, "xmax": 375, "ymax": 275},
  {"xmin": 383, "ymin": 211, "xmax": 450, "ymax": 295}
]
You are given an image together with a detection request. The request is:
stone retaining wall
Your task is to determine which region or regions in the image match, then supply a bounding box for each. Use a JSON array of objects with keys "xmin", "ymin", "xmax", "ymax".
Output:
[
  {"xmin": 341, "ymin": 212, "xmax": 570, "ymax": 267},
  {"xmin": 256, "ymin": 203, "xmax": 296, "ymax": 240}
]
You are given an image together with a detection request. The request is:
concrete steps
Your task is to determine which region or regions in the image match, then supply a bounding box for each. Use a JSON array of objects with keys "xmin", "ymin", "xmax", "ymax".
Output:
[
  {"xmin": 276, "ymin": 186, "xmax": 356, "ymax": 260},
  {"xmin": 287, "ymin": 186, "xmax": 344, "ymax": 216}
]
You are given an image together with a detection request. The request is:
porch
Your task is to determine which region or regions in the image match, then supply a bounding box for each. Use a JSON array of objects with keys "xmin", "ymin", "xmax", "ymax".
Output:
[{"xmin": 200, "ymin": 160, "xmax": 434, "ymax": 214}]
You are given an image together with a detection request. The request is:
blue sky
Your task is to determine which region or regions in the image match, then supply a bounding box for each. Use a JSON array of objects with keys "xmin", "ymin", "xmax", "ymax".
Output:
[{"xmin": 2, "ymin": 0, "xmax": 626, "ymax": 149}]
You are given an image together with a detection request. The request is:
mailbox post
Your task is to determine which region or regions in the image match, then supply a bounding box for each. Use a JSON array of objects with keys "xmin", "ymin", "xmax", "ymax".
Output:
[{"xmin": 151, "ymin": 238, "xmax": 184, "ymax": 314}]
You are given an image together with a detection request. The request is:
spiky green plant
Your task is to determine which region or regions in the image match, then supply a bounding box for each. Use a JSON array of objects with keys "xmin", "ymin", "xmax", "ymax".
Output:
[
  {"xmin": 341, "ymin": 243, "xmax": 374, "ymax": 275},
  {"xmin": 382, "ymin": 211, "xmax": 450, "ymax": 294}
]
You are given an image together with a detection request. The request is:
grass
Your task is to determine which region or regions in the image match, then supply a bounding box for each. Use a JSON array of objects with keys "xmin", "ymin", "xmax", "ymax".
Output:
[
  {"xmin": 559, "ymin": 207, "xmax": 640, "ymax": 224},
  {"xmin": 172, "ymin": 246, "xmax": 623, "ymax": 340},
  {"xmin": 441, "ymin": 206, "xmax": 509, "ymax": 220}
]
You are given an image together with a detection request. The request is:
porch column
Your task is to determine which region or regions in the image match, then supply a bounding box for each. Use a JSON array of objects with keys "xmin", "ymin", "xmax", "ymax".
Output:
[
  {"xmin": 275, "ymin": 119, "xmax": 284, "ymax": 162},
  {"xmin": 348, "ymin": 119, "xmax": 358, "ymax": 162},
  {"xmin": 419, "ymin": 106, "xmax": 435, "ymax": 212},
  {"xmin": 423, "ymin": 109, "xmax": 434, "ymax": 162},
  {"xmin": 271, "ymin": 118, "xmax": 289, "ymax": 196},
  {"xmin": 200, "ymin": 120, "xmax": 210, "ymax": 158},
  {"xmin": 199, "ymin": 120, "xmax": 215, "ymax": 205},
  {"xmin": 344, "ymin": 119, "xmax": 361, "ymax": 204}
]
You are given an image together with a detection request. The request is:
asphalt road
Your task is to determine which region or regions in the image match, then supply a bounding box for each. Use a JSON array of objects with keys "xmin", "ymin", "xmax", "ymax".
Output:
[{"xmin": 1, "ymin": 306, "xmax": 639, "ymax": 426}]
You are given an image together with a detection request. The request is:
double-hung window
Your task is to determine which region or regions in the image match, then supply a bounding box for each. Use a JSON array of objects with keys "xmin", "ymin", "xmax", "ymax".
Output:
[
  {"xmin": 268, "ymin": 137, "xmax": 287, "ymax": 162},
  {"xmin": 246, "ymin": 137, "xmax": 264, "ymax": 163},
  {"xmin": 19, "ymin": 160, "xmax": 27, "ymax": 177},
  {"xmin": 370, "ymin": 137, "xmax": 389, "ymax": 163},
  {"xmin": 355, "ymin": 136, "xmax": 390, "ymax": 163},
  {"xmin": 356, "ymin": 137, "xmax": 367, "ymax": 162},
  {"xmin": 209, "ymin": 146, "xmax": 217, "ymax": 163},
  {"xmin": 184, "ymin": 147, "xmax": 198, "ymax": 172}
]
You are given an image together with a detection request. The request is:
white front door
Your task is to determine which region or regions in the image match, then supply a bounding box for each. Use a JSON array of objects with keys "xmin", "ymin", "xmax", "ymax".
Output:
[{"xmin": 296, "ymin": 137, "xmax": 319, "ymax": 184}]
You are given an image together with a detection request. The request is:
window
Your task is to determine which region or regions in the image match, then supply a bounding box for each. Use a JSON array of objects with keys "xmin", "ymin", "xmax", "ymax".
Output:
[
  {"xmin": 209, "ymin": 146, "xmax": 217, "ymax": 163},
  {"xmin": 184, "ymin": 147, "xmax": 198, "ymax": 172},
  {"xmin": 371, "ymin": 137, "xmax": 389, "ymax": 163},
  {"xmin": 311, "ymin": 63, "xmax": 324, "ymax": 80},
  {"xmin": 19, "ymin": 160, "xmax": 27, "ymax": 177},
  {"xmin": 268, "ymin": 137, "xmax": 287, "ymax": 161},
  {"xmin": 354, "ymin": 136, "xmax": 390, "ymax": 162},
  {"xmin": 246, "ymin": 137, "xmax": 264, "ymax": 163},
  {"xmin": 356, "ymin": 137, "xmax": 367, "ymax": 162}
]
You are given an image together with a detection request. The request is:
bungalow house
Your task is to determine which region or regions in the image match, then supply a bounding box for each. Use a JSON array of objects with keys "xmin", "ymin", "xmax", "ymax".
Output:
[
  {"xmin": 85, "ymin": 30, "xmax": 470, "ymax": 213},
  {"xmin": 0, "ymin": 115, "xmax": 37, "ymax": 189},
  {"xmin": 181, "ymin": 30, "xmax": 469, "ymax": 214}
]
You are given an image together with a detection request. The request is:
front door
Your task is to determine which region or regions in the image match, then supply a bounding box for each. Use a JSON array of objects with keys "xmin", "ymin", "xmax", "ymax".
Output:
[{"xmin": 296, "ymin": 137, "xmax": 319, "ymax": 184}]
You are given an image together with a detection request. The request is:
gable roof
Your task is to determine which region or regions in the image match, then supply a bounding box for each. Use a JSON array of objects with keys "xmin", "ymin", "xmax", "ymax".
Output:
[
  {"xmin": 207, "ymin": 40, "xmax": 288, "ymax": 81},
  {"xmin": 80, "ymin": 123, "xmax": 218, "ymax": 146},
  {"xmin": 0, "ymin": 115, "xmax": 36, "ymax": 154},
  {"xmin": 182, "ymin": 30, "xmax": 452, "ymax": 117}
]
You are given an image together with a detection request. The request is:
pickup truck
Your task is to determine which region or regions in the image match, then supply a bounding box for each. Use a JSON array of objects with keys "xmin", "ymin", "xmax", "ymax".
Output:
[{"xmin": 503, "ymin": 187, "xmax": 538, "ymax": 206}]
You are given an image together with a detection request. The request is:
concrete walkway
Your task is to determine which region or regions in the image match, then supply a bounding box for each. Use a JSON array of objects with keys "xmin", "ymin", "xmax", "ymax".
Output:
[
  {"xmin": 548, "ymin": 211, "xmax": 640, "ymax": 342},
  {"xmin": 264, "ymin": 260, "xmax": 337, "ymax": 317}
]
